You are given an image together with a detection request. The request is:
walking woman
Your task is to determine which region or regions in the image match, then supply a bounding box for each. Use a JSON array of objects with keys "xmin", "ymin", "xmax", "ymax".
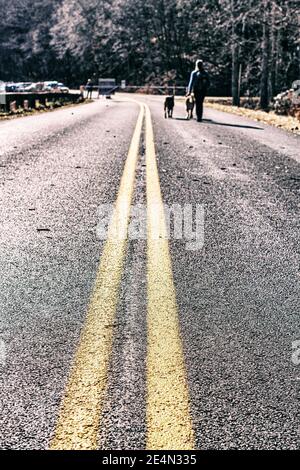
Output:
[{"xmin": 187, "ymin": 60, "xmax": 210, "ymax": 122}]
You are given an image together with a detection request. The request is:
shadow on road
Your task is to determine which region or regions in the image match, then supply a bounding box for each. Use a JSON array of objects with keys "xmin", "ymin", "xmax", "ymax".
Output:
[
  {"xmin": 202, "ymin": 118, "xmax": 263, "ymax": 130},
  {"xmin": 172, "ymin": 117, "xmax": 263, "ymax": 130}
]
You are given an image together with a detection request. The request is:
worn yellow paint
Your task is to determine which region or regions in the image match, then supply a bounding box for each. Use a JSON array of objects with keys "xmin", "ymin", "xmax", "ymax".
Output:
[
  {"xmin": 145, "ymin": 104, "xmax": 195, "ymax": 450},
  {"xmin": 50, "ymin": 103, "xmax": 144, "ymax": 450},
  {"xmin": 50, "ymin": 99, "xmax": 194, "ymax": 450}
]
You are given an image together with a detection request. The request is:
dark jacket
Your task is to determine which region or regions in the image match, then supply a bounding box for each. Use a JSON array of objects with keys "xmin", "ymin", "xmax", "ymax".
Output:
[{"xmin": 187, "ymin": 70, "xmax": 210, "ymax": 95}]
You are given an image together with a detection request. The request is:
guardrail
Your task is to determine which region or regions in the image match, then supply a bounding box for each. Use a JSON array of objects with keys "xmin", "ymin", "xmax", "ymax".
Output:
[
  {"xmin": 121, "ymin": 85, "xmax": 187, "ymax": 95},
  {"xmin": 87, "ymin": 85, "xmax": 187, "ymax": 97},
  {"xmin": 0, "ymin": 92, "xmax": 82, "ymax": 113}
]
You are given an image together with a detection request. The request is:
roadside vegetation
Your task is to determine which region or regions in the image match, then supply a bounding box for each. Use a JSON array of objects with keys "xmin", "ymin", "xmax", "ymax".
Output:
[{"xmin": 205, "ymin": 99, "xmax": 300, "ymax": 135}]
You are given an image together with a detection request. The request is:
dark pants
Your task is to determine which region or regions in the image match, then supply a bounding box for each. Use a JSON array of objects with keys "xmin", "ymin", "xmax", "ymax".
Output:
[{"xmin": 194, "ymin": 92, "xmax": 206, "ymax": 121}]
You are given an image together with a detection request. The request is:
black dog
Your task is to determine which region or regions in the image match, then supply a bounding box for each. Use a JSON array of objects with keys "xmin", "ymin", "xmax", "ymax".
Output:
[
  {"xmin": 164, "ymin": 95, "xmax": 174, "ymax": 118},
  {"xmin": 185, "ymin": 94, "xmax": 195, "ymax": 120}
]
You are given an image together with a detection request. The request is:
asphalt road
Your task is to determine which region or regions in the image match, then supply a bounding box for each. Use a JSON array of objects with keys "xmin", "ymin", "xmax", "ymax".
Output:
[{"xmin": 0, "ymin": 94, "xmax": 299, "ymax": 450}]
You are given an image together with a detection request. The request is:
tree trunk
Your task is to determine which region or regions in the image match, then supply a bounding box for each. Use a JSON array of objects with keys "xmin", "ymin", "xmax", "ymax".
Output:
[
  {"xmin": 232, "ymin": 43, "xmax": 240, "ymax": 106},
  {"xmin": 231, "ymin": 0, "xmax": 240, "ymax": 106},
  {"xmin": 270, "ymin": 2, "xmax": 280, "ymax": 98},
  {"xmin": 260, "ymin": 0, "xmax": 270, "ymax": 110}
]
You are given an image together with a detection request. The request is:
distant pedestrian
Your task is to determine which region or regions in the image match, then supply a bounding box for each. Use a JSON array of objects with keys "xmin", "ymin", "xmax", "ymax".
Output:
[
  {"xmin": 85, "ymin": 79, "xmax": 93, "ymax": 99},
  {"xmin": 187, "ymin": 60, "xmax": 210, "ymax": 122}
]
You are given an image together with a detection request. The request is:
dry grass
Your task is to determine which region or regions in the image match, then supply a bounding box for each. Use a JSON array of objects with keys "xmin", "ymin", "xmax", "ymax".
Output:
[{"xmin": 205, "ymin": 101, "xmax": 300, "ymax": 136}]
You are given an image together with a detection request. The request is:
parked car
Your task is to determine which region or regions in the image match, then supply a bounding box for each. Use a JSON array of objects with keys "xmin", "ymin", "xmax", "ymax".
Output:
[
  {"xmin": 44, "ymin": 81, "xmax": 59, "ymax": 91},
  {"xmin": 57, "ymin": 83, "xmax": 69, "ymax": 93},
  {"xmin": 24, "ymin": 82, "xmax": 45, "ymax": 92},
  {"xmin": 16, "ymin": 82, "xmax": 33, "ymax": 92},
  {"xmin": 43, "ymin": 81, "xmax": 69, "ymax": 93},
  {"xmin": 3, "ymin": 80, "xmax": 70, "ymax": 94},
  {"xmin": 5, "ymin": 83, "xmax": 18, "ymax": 92}
]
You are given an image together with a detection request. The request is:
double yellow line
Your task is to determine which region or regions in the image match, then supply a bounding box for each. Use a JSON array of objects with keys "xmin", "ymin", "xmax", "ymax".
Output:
[{"xmin": 50, "ymin": 102, "xmax": 195, "ymax": 450}]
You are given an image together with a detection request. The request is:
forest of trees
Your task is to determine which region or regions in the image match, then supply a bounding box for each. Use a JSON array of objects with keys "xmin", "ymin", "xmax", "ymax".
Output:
[{"xmin": 0, "ymin": 0, "xmax": 299, "ymax": 107}]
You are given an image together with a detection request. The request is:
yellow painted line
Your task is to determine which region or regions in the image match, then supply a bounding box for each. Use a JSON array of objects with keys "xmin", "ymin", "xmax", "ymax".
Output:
[
  {"xmin": 145, "ymin": 104, "xmax": 195, "ymax": 450},
  {"xmin": 50, "ymin": 103, "xmax": 144, "ymax": 450}
]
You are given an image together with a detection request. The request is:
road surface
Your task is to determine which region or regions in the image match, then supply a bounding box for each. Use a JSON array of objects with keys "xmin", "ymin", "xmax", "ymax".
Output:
[{"xmin": 0, "ymin": 94, "xmax": 299, "ymax": 450}]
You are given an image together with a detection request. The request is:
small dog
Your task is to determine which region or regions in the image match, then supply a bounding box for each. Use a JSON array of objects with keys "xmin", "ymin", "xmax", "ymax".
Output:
[
  {"xmin": 185, "ymin": 94, "xmax": 195, "ymax": 120},
  {"xmin": 164, "ymin": 95, "xmax": 174, "ymax": 118}
]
